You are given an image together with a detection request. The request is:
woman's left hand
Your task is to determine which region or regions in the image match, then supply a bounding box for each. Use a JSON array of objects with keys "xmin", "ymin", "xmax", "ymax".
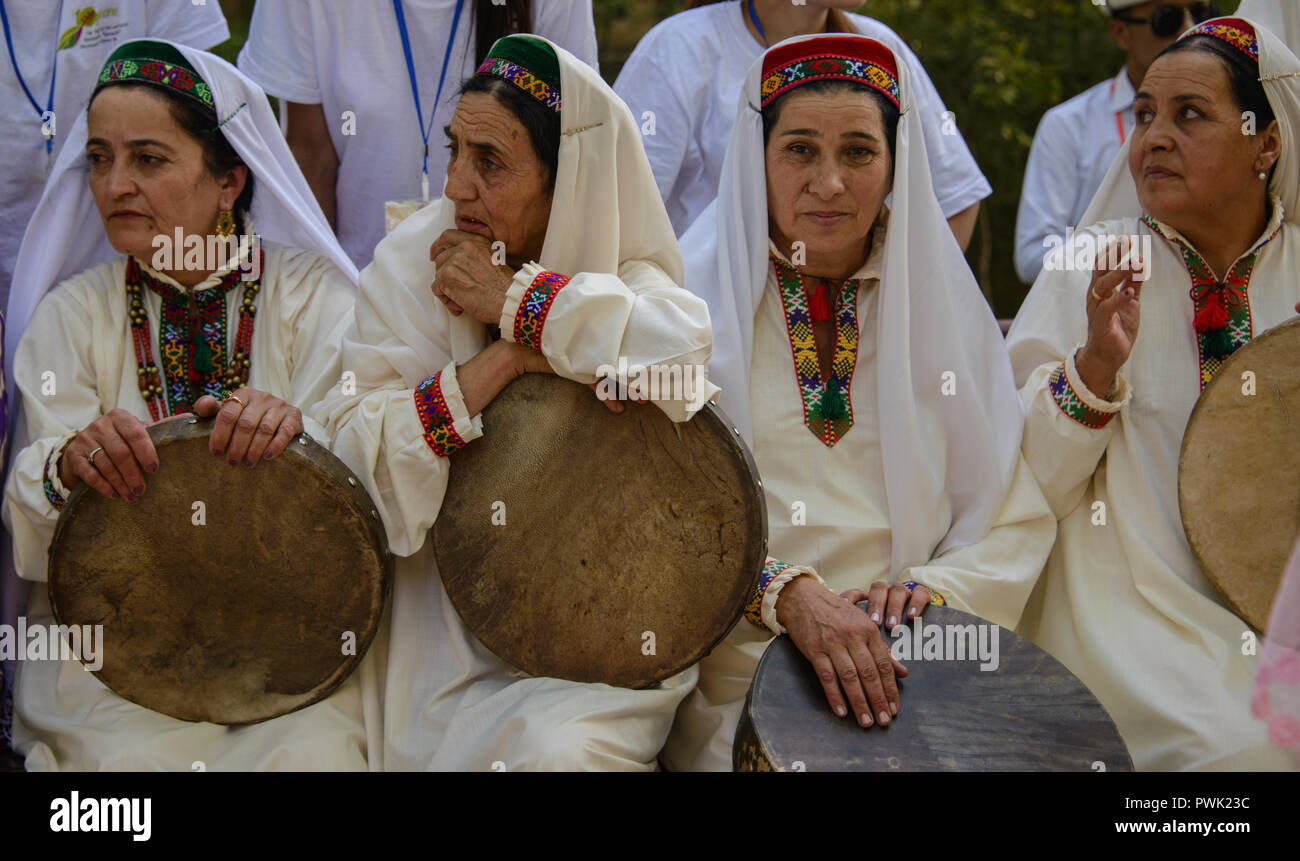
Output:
[
  {"xmin": 429, "ymin": 229, "xmax": 515, "ymax": 325},
  {"xmin": 194, "ymin": 388, "xmax": 304, "ymax": 466},
  {"xmin": 841, "ymin": 581, "xmax": 932, "ymax": 631}
]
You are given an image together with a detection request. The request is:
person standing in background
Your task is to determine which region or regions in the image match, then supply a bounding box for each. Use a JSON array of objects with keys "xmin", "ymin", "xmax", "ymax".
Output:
[
  {"xmin": 1013, "ymin": 1, "xmax": 1214, "ymax": 285},
  {"xmin": 238, "ymin": 0, "xmax": 598, "ymax": 269},
  {"xmin": 613, "ymin": 0, "xmax": 990, "ymax": 248}
]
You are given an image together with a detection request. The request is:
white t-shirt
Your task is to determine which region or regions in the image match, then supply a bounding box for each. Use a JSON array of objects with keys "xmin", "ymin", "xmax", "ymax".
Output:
[
  {"xmin": 237, "ymin": 0, "xmax": 599, "ymax": 269},
  {"xmin": 1013, "ymin": 68, "xmax": 1135, "ymax": 285},
  {"xmin": 613, "ymin": 2, "xmax": 992, "ymax": 236},
  {"xmin": 0, "ymin": 0, "xmax": 229, "ymax": 311}
]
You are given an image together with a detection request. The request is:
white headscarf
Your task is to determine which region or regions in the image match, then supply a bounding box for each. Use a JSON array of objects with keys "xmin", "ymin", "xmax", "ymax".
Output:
[
  {"xmin": 1078, "ymin": 16, "xmax": 1300, "ymax": 229},
  {"xmin": 335, "ymin": 34, "xmax": 685, "ymax": 396},
  {"xmin": 679, "ymin": 33, "xmax": 1023, "ymax": 578},
  {"xmin": 1237, "ymin": 0, "xmax": 1300, "ymax": 54},
  {"xmin": 3, "ymin": 39, "xmax": 358, "ymax": 397}
]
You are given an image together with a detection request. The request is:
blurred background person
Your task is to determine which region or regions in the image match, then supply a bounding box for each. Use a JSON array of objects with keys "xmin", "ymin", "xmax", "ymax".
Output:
[
  {"xmin": 613, "ymin": 0, "xmax": 990, "ymax": 248},
  {"xmin": 238, "ymin": 0, "xmax": 597, "ymax": 269},
  {"xmin": 1013, "ymin": 0, "xmax": 1216, "ymax": 285}
]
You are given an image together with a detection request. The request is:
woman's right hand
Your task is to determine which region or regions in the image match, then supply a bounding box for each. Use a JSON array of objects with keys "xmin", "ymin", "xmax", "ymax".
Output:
[
  {"xmin": 57, "ymin": 409, "xmax": 159, "ymax": 501},
  {"xmin": 1077, "ymin": 236, "xmax": 1144, "ymax": 399},
  {"xmin": 775, "ymin": 574, "xmax": 908, "ymax": 729}
]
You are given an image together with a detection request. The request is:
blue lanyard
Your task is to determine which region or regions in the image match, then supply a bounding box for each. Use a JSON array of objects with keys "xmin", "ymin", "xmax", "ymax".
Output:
[
  {"xmin": 0, "ymin": 0, "xmax": 64, "ymax": 156},
  {"xmin": 747, "ymin": 0, "xmax": 769, "ymax": 47},
  {"xmin": 393, "ymin": 0, "xmax": 465, "ymax": 202}
]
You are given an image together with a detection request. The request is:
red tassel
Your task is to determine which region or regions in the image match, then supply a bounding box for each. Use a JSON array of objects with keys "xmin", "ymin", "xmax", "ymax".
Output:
[
  {"xmin": 1193, "ymin": 291, "xmax": 1230, "ymax": 333},
  {"xmin": 809, "ymin": 280, "xmax": 831, "ymax": 322}
]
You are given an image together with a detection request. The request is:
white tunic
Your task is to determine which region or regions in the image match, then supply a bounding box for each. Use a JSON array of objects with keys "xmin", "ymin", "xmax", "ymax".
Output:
[
  {"xmin": 663, "ymin": 237, "xmax": 1057, "ymax": 772},
  {"xmin": 612, "ymin": 3, "xmax": 991, "ymax": 235},
  {"xmin": 3, "ymin": 243, "xmax": 364, "ymax": 771},
  {"xmin": 317, "ymin": 201, "xmax": 717, "ymax": 771},
  {"xmin": 1014, "ymin": 68, "xmax": 1135, "ymax": 285},
  {"xmin": 1008, "ymin": 207, "xmax": 1299, "ymax": 771},
  {"xmin": 236, "ymin": 0, "xmax": 598, "ymax": 269}
]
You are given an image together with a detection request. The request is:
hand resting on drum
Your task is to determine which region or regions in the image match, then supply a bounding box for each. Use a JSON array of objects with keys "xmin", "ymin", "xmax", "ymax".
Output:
[
  {"xmin": 57, "ymin": 409, "xmax": 159, "ymax": 501},
  {"xmin": 456, "ymin": 340, "xmax": 633, "ymax": 418},
  {"xmin": 776, "ymin": 575, "xmax": 922, "ymax": 730},
  {"xmin": 193, "ymin": 388, "xmax": 304, "ymax": 466}
]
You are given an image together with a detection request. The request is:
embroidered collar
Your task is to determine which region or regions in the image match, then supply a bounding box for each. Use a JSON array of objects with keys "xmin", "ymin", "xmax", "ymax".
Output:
[
  {"xmin": 1142, "ymin": 195, "xmax": 1284, "ymax": 390},
  {"xmin": 1141, "ymin": 194, "xmax": 1285, "ymax": 276}
]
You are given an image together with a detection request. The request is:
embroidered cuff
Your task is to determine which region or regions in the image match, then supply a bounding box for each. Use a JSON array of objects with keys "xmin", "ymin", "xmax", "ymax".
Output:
[
  {"xmin": 744, "ymin": 557, "xmax": 826, "ymax": 636},
  {"xmin": 413, "ymin": 361, "xmax": 483, "ymax": 458},
  {"xmin": 502, "ymin": 263, "xmax": 570, "ymax": 352},
  {"xmin": 1048, "ymin": 350, "xmax": 1130, "ymax": 430},
  {"xmin": 43, "ymin": 431, "xmax": 78, "ymax": 512}
]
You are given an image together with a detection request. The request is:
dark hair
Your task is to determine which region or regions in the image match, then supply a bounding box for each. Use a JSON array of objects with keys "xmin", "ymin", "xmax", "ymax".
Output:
[
  {"xmin": 1155, "ymin": 34, "xmax": 1277, "ymax": 130},
  {"xmin": 458, "ymin": 74, "xmax": 561, "ymax": 187},
  {"xmin": 682, "ymin": 0, "xmax": 858, "ymax": 34},
  {"xmin": 471, "ymin": 0, "xmax": 532, "ymax": 66},
  {"xmin": 762, "ymin": 78, "xmax": 900, "ymax": 164},
  {"xmin": 90, "ymin": 82, "xmax": 255, "ymax": 218}
]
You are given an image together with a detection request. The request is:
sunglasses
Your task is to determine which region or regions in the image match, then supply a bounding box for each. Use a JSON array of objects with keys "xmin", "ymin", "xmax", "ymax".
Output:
[{"xmin": 1115, "ymin": 3, "xmax": 1222, "ymax": 38}]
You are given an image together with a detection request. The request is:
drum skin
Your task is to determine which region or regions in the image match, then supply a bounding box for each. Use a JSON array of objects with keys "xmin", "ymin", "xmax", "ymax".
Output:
[
  {"xmin": 434, "ymin": 374, "xmax": 766, "ymax": 689},
  {"xmin": 1180, "ymin": 317, "xmax": 1300, "ymax": 634},
  {"xmin": 48, "ymin": 417, "xmax": 392, "ymax": 725},
  {"xmin": 735, "ymin": 605, "xmax": 1133, "ymax": 771}
]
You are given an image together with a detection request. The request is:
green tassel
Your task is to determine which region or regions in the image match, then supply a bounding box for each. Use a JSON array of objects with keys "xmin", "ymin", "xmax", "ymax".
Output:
[
  {"xmin": 817, "ymin": 378, "xmax": 848, "ymax": 420},
  {"xmin": 1203, "ymin": 328, "xmax": 1233, "ymax": 358},
  {"xmin": 193, "ymin": 331, "xmax": 215, "ymax": 374}
]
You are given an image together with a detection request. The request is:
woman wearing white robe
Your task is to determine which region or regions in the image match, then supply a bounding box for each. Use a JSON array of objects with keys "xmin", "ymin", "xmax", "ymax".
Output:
[
  {"xmin": 314, "ymin": 36, "xmax": 719, "ymax": 772},
  {"xmin": 1007, "ymin": 17, "xmax": 1300, "ymax": 771},
  {"xmin": 3, "ymin": 41, "xmax": 365, "ymax": 771},
  {"xmin": 661, "ymin": 34, "xmax": 1056, "ymax": 772}
]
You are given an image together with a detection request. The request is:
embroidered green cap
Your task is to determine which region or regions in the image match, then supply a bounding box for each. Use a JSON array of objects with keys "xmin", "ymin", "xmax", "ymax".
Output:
[
  {"xmin": 476, "ymin": 35, "xmax": 561, "ymax": 112},
  {"xmin": 93, "ymin": 39, "xmax": 215, "ymax": 113}
]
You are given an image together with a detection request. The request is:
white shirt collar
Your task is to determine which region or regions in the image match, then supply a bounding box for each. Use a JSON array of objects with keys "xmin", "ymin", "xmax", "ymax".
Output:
[{"xmin": 1109, "ymin": 66, "xmax": 1136, "ymax": 113}]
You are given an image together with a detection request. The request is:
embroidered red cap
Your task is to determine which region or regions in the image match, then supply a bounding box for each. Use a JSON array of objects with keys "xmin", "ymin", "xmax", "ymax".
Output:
[
  {"xmin": 1182, "ymin": 17, "xmax": 1259, "ymax": 64},
  {"xmin": 760, "ymin": 36, "xmax": 900, "ymax": 110}
]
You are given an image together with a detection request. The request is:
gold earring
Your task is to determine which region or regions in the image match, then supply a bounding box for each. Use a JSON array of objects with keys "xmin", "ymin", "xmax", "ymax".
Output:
[{"xmin": 215, "ymin": 209, "xmax": 235, "ymax": 237}]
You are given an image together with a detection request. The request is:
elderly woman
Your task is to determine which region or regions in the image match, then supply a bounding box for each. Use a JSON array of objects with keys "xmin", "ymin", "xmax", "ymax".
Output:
[
  {"xmin": 2, "ymin": 40, "xmax": 362, "ymax": 770},
  {"xmin": 661, "ymin": 34, "xmax": 1056, "ymax": 772},
  {"xmin": 315, "ymin": 35, "xmax": 718, "ymax": 771},
  {"xmin": 1008, "ymin": 17, "xmax": 1300, "ymax": 770}
]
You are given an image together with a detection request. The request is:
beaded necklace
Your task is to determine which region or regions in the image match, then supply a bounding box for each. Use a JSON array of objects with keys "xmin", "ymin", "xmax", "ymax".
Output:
[{"xmin": 126, "ymin": 251, "xmax": 262, "ymax": 421}]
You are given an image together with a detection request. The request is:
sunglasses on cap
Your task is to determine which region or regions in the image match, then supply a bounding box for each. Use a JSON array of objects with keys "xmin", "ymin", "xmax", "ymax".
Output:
[{"xmin": 1115, "ymin": 3, "xmax": 1221, "ymax": 38}]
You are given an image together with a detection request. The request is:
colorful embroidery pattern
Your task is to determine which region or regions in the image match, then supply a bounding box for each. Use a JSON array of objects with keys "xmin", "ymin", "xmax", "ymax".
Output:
[
  {"xmin": 1049, "ymin": 362, "xmax": 1116, "ymax": 429},
  {"xmin": 477, "ymin": 58, "xmax": 562, "ymax": 111},
  {"xmin": 126, "ymin": 255, "xmax": 260, "ymax": 421},
  {"xmin": 43, "ymin": 447, "xmax": 65, "ymax": 511},
  {"xmin": 513, "ymin": 270, "xmax": 569, "ymax": 352},
  {"xmin": 1185, "ymin": 19, "xmax": 1258, "ymax": 63},
  {"xmin": 761, "ymin": 53, "xmax": 900, "ymax": 109},
  {"xmin": 414, "ymin": 372, "xmax": 468, "ymax": 458},
  {"xmin": 1142, "ymin": 215, "xmax": 1277, "ymax": 390},
  {"xmin": 772, "ymin": 255, "xmax": 859, "ymax": 447},
  {"xmin": 98, "ymin": 59, "xmax": 214, "ymax": 108},
  {"xmin": 745, "ymin": 559, "xmax": 796, "ymax": 628}
]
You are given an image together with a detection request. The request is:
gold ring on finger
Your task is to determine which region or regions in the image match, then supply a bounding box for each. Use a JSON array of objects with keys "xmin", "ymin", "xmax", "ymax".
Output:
[
  {"xmin": 222, "ymin": 394, "xmax": 246, "ymax": 408},
  {"xmin": 87, "ymin": 446, "xmax": 104, "ymax": 466}
]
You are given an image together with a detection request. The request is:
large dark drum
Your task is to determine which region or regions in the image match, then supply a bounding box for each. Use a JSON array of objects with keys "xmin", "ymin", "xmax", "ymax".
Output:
[
  {"xmin": 434, "ymin": 374, "xmax": 766, "ymax": 688},
  {"xmin": 735, "ymin": 605, "xmax": 1133, "ymax": 771},
  {"xmin": 1180, "ymin": 317, "xmax": 1300, "ymax": 634},
  {"xmin": 49, "ymin": 416, "xmax": 391, "ymax": 725}
]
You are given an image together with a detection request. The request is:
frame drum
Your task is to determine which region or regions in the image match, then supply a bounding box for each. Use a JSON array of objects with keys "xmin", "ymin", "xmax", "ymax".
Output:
[
  {"xmin": 433, "ymin": 374, "xmax": 766, "ymax": 688},
  {"xmin": 1180, "ymin": 318, "xmax": 1300, "ymax": 634},
  {"xmin": 48, "ymin": 417, "xmax": 392, "ymax": 725},
  {"xmin": 735, "ymin": 605, "xmax": 1133, "ymax": 771}
]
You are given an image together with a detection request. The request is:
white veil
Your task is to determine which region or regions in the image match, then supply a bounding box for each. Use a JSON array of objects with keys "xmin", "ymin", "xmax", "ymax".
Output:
[{"xmin": 679, "ymin": 33, "xmax": 1024, "ymax": 578}]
